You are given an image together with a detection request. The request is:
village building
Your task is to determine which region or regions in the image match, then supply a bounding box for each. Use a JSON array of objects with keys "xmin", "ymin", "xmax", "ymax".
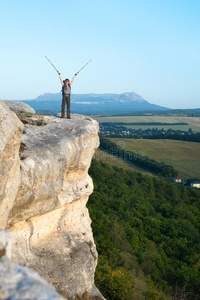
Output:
[
  {"xmin": 173, "ymin": 177, "xmax": 182, "ymax": 184},
  {"xmin": 190, "ymin": 181, "xmax": 200, "ymax": 189}
]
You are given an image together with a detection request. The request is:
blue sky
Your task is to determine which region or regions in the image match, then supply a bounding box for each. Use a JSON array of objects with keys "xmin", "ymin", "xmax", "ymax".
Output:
[{"xmin": 1, "ymin": 0, "xmax": 200, "ymax": 109}]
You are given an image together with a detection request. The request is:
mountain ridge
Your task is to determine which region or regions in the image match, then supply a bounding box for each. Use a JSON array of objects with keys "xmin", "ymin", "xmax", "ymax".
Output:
[
  {"xmin": 7, "ymin": 92, "xmax": 170, "ymax": 114},
  {"xmin": 29, "ymin": 91, "xmax": 158, "ymax": 104}
]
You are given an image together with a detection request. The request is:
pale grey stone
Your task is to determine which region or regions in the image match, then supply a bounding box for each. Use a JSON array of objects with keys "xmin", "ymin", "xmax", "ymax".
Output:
[
  {"xmin": 0, "ymin": 100, "xmax": 24, "ymax": 228},
  {"xmin": 0, "ymin": 99, "xmax": 102, "ymax": 298},
  {"xmin": 4, "ymin": 100, "xmax": 35, "ymax": 114},
  {"xmin": 5, "ymin": 113, "xmax": 100, "ymax": 297},
  {"xmin": 0, "ymin": 229, "xmax": 64, "ymax": 299}
]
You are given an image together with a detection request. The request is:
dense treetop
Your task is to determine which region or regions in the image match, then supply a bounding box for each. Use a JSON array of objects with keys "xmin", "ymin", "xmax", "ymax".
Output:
[{"xmin": 88, "ymin": 159, "xmax": 200, "ymax": 299}]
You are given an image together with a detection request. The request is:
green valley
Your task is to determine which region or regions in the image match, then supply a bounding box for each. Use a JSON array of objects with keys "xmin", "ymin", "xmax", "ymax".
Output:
[
  {"xmin": 87, "ymin": 116, "xmax": 200, "ymax": 299},
  {"xmin": 88, "ymin": 159, "xmax": 200, "ymax": 300},
  {"xmin": 94, "ymin": 115, "xmax": 200, "ymax": 132},
  {"xmin": 109, "ymin": 138, "xmax": 200, "ymax": 179}
]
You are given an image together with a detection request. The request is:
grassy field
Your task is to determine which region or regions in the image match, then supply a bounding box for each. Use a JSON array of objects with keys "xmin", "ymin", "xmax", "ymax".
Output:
[
  {"xmin": 93, "ymin": 115, "xmax": 200, "ymax": 132},
  {"xmin": 109, "ymin": 138, "xmax": 200, "ymax": 179},
  {"xmin": 93, "ymin": 148, "xmax": 155, "ymax": 176}
]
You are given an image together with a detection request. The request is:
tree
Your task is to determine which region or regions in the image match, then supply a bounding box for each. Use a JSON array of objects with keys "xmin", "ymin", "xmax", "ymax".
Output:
[{"xmin": 95, "ymin": 263, "xmax": 135, "ymax": 300}]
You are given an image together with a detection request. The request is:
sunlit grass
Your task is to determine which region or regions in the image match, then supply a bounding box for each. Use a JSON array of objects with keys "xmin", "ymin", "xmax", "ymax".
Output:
[
  {"xmin": 94, "ymin": 149, "xmax": 154, "ymax": 176},
  {"xmin": 93, "ymin": 115, "xmax": 200, "ymax": 132},
  {"xmin": 110, "ymin": 138, "xmax": 200, "ymax": 179}
]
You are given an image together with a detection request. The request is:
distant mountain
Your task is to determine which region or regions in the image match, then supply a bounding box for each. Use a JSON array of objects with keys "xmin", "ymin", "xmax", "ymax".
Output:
[
  {"xmin": 33, "ymin": 92, "xmax": 148, "ymax": 102},
  {"xmin": 19, "ymin": 92, "xmax": 170, "ymax": 115}
]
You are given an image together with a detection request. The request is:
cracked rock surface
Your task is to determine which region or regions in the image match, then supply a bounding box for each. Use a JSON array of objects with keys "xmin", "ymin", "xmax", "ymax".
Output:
[{"xmin": 0, "ymin": 100, "xmax": 101, "ymax": 298}]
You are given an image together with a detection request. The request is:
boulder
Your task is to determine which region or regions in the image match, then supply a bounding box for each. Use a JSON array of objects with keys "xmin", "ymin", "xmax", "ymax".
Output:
[
  {"xmin": 4, "ymin": 100, "xmax": 35, "ymax": 114},
  {"xmin": 0, "ymin": 100, "xmax": 23, "ymax": 228},
  {"xmin": 0, "ymin": 229, "xmax": 64, "ymax": 300}
]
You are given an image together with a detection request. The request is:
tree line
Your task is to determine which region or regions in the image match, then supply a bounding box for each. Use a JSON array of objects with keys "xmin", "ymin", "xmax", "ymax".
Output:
[
  {"xmin": 99, "ymin": 123, "xmax": 200, "ymax": 143},
  {"xmin": 144, "ymin": 131, "xmax": 200, "ymax": 143},
  {"xmin": 99, "ymin": 135, "xmax": 178, "ymax": 178}
]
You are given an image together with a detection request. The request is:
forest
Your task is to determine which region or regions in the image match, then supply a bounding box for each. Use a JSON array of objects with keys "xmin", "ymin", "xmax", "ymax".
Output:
[{"xmin": 87, "ymin": 159, "xmax": 200, "ymax": 299}]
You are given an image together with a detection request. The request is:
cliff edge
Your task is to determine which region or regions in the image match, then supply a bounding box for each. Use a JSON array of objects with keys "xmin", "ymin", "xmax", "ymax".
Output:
[{"xmin": 0, "ymin": 99, "xmax": 101, "ymax": 299}]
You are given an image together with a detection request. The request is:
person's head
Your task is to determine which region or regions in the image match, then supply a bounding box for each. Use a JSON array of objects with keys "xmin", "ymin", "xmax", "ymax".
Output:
[{"xmin": 64, "ymin": 79, "xmax": 70, "ymax": 86}]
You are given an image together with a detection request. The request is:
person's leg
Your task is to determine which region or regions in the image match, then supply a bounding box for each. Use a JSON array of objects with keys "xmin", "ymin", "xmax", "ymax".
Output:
[
  {"xmin": 66, "ymin": 95, "xmax": 71, "ymax": 118},
  {"xmin": 61, "ymin": 96, "xmax": 66, "ymax": 118}
]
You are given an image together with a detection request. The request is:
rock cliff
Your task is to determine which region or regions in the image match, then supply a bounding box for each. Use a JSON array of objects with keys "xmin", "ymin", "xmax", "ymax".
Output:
[
  {"xmin": 0, "ymin": 229, "xmax": 64, "ymax": 299},
  {"xmin": 0, "ymin": 99, "xmax": 101, "ymax": 299}
]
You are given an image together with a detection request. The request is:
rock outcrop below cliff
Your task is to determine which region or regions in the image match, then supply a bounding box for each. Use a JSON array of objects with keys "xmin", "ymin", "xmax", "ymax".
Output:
[
  {"xmin": 0, "ymin": 229, "xmax": 64, "ymax": 299},
  {"xmin": 0, "ymin": 100, "xmax": 101, "ymax": 299}
]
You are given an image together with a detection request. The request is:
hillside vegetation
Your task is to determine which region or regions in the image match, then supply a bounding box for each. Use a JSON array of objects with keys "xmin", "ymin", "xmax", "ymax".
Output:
[
  {"xmin": 109, "ymin": 138, "xmax": 200, "ymax": 179},
  {"xmin": 88, "ymin": 159, "xmax": 200, "ymax": 300},
  {"xmin": 99, "ymin": 136, "xmax": 178, "ymax": 178},
  {"xmin": 94, "ymin": 149, "xmax": 155, "ymax": 176}
]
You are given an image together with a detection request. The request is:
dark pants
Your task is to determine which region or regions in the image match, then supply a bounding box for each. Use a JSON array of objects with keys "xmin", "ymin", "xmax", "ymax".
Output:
[{"xmin": 61, "ymin": 94, "xmax": 71, "ymax": 118}]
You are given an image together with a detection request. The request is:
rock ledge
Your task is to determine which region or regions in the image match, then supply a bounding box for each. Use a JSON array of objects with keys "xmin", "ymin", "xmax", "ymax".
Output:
[{"xmin": 0, "ymin": 99, "xmax": 102, "ymax": 298}]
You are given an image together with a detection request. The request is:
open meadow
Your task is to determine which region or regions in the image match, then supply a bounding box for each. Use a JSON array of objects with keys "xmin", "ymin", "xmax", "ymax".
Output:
[
  {"xmin": 94, "ymin": 115, "xmax": 200, "ymax": 132},
  {"xmin": 109, "ymin": 138, "xmax": 200, "ymax": 179},
  {"xmin": 93, "ymin": 148, "xmax": 155, "ymax": 176}
]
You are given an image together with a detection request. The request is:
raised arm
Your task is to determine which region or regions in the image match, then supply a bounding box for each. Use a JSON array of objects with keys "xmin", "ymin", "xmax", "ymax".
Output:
[
  {"xmin": 57, "ymin": 72, "xmax": 64, "ymax": 86},
  {"xmin": 70, "ymin": 73, "xmax": 78, "ymax": 86}
]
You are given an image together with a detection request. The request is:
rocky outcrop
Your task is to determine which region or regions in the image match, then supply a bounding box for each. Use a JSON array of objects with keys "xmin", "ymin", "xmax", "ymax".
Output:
[
  {"xmin": 4, "ymin": 100, "xmax": 36, "ymax": 114},
  {"xmin": 0, "ymin": 99, "xmax": 101, "ymax": 299},
  {"xmin": 0, "ymin": 100, "xmax": 23, "ymax": 228},
  {"xmin": 0, "ymin": 229, "xmax": 64, "ymax": 299}
]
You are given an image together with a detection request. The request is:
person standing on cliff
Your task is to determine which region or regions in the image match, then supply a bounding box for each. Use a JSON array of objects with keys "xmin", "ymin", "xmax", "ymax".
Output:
[{"xmin": 58, "ymin": 72, "xmax": 78, "ymax": 118}]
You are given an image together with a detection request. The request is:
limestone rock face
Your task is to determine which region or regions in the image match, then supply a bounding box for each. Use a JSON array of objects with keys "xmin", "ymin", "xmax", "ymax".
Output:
[
  {"xmin": 0, "ymin": 229, "xmax": 64, "ymax": 299},
  {"xmin": 0, "ymin": 100, "xmax": 24, "ymax": 228},
  {"xmin": 0, "ymin": 99, "xmax": 100, "ymax": 298}
]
